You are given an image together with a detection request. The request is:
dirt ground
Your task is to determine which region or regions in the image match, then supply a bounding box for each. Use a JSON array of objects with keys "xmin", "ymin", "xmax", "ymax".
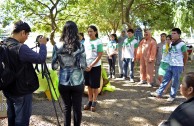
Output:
[{"xmin": 0, "ymin": 55, "xmax": 194, "ymax": 126}]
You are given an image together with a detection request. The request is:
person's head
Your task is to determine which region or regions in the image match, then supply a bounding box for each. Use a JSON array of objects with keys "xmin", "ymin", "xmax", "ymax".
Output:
[
  {"xmin": 160, "ymin": 33, "xmax": 167, "ymax": 42},
  {"xmin": 60, "ymin": 21, "xmax": 80, "ymax": 51},
  {"xmin": 171, "ymin": 28, "xmax": 181, "ymax": 42},
  {"xmin": 110, "ymin": 34, "xmax": 118, "ymax": 42},
  {"xmin": 12, "ymin": 20, "xmax": 31, "ymax": 43},
  {"xmin": 121, "ymin": 30, "xmax": 126, "ymax": 37},
  {"xmin": 127, "ymin": 29, "xmax": 134, "ymax": 38},
  {"xmin": 166, "ymin": 35, "xmax": 172, "ymax": 44},
  {"xmin": 79, "ymin": 33, "xmax": 85, "ymax": 41},
  {"xmin": 144, "ymin": 29, "xmax": 152, "ymax": 40},
  {"xmin": 180, "ymin": 72, "xmax": 194, "ymax": 99},
  {"xmin": 88, "ymin": 25, "xmax": 98, "ymax": 40}
]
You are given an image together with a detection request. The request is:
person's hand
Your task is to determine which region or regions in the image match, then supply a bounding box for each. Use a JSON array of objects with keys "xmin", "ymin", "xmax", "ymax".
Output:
[
  {"xmin": 85, "ymin": 65, "xmax": 92, "ymax": 72},
  {"xmin": 109, "ymin": 56, "xmax": 112, "ymax": 59},
  {"xmin": 148, "ymin": 59, "xmax": 154, "ymax": 63},
  {"xmin": 39, "ymin": 36, "xmax": 48, "ymax": 45}
]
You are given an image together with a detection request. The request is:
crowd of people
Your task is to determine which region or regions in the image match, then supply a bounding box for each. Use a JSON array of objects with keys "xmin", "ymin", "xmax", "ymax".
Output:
[
  {"xmin": 107, "ymin": 28, "xmax": 188, "ymax": 103},
  {"xmin": 1, "ymin": 19, "xmax": 193, "ymax": 126}
]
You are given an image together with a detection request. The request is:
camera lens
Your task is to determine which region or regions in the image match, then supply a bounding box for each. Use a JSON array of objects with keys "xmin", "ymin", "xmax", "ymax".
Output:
[{"xmin": 36, "ymin": 35, "xmax": 49, "ymax": 42}]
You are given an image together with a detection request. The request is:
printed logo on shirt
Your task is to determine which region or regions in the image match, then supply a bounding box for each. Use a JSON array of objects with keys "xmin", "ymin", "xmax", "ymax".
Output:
[{"xmin": 88, "ymin": 44, "xmax": 95, "ymax": 50}]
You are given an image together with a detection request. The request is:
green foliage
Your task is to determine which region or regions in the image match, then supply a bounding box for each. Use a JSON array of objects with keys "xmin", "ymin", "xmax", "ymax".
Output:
[
  {"xmin": 172, "ymin": 0, "xmax": 194, "ymax": 33},
  {"xmin": 0, "ymin": 0, "xmax": 193, "ymax": 40}
]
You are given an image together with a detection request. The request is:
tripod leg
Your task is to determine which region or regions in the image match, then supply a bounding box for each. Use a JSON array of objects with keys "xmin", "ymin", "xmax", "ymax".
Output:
[
  {"xmin": 45, "ymin": 73, "xmax": 61, "ymax": 126},
  {"xmin": 43, "ymin": 63, "xmax": 63, "ymax": 112}
]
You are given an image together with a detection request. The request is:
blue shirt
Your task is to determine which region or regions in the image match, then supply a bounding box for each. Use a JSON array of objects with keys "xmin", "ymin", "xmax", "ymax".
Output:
[{"xmin": 19, "ymin": 44, "xmax": 47, "ymax": 64}]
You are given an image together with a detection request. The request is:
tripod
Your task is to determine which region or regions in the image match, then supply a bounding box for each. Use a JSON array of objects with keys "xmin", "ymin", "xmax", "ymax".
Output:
[
  {"xmin": 31, "ymin": 40, "xmax": 63, "ymax": 126},
  {"xmin": 40, "ymin": 62, "xmax": 63, "ymax": 126}
]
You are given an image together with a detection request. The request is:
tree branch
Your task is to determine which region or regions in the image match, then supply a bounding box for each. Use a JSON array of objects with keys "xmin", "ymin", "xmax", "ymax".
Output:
[
  {"xmin": 34, "ymin": 0, "xmax": 50, "ymax": 10},
  {"xmin": 125, "ymin": 0, "xmax": 134, "ymax": 23},
  {"xmin": 50, "ymin": 0, "xmax": 55, "ymax": 5},
  {"xmin": 131, "ymin": 1, "xmax": 162, "ymax": 12},
  {"xmin": 56, "ymin": 2, "xmax": 68, "ymax": 14},
  {"xmin": 56, "ymin": 14, "xmax": 77, "ymax": 21}
]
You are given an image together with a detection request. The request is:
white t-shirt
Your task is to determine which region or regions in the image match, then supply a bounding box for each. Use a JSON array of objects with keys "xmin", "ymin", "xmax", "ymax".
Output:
[
  {"xmin": 122, "ymin": 38, "xmax": 138, "ymax": 58},
  {"xmin": 169, "ymin": 42, "xmax": 187, "ymax": 66},
  {"xmin": 84, "ymin": 38, "xmax": 103, "ymax": 67}
]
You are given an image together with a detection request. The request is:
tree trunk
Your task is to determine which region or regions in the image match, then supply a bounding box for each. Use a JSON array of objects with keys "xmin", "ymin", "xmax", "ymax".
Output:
[
  {"xmin": 121, "ymin": 0, "xmax": 124, "ymax": 24},
  {"xmin": 123, "ymin": 0, "xmax": 134, "ymax": 29}
]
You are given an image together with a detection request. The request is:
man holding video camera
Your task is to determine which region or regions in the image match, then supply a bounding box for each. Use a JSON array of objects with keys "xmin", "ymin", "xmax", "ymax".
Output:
[{"xmin": 2, "ymin": 20, "xmax": 48, "ymax": 126}]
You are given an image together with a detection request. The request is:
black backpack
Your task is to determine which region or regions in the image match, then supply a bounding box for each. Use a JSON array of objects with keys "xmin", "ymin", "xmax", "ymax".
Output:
[
  {"xmin": 0, "ymin": 38, "xmax": 39, "ymax": 96},
  {"xmin": 0, "ymin": 41, "xmax": 20, "ymax": 90}
]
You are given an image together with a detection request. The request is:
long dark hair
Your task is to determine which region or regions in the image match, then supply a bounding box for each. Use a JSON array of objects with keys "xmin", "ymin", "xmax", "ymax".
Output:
[
  {"xmin": 111, "ymin": 33, "xmax": 118, "ymax": 43},
  {"xmin": 60, "ymin": 21, "xmax": 80, "ymax": 52},
  {"xmin": 79, "ymin": 33, "xmax": 85, "ymax": 40},
  {"xmin": 88, "ymin": 25, "xmax": 98, "ymax": 38}
]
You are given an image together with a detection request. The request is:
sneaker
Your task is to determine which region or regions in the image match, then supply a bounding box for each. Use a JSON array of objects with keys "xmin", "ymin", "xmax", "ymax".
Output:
[
  {"xmin": 112, "ymin": 75, "xmax": 116, "ymax": 79},
  {"xmin": 130, "ymin": 79, "xmax": 135, "ymax": 83},
  {"xmin": 147, "ymin": 83, "xmax": 153, "ymax": 87},
  {"xmin": 150, "ymin": 92, "xmax": 160, "ymax": 97},
  {"xmin": 122, "ymin": 77, "xmax": 126, "ymax": 80},
  {"xmin": 137, "ymin": 81, "xmax": 147, "ymax": 85},
  {"xmin": 91, "ymin": 101, "xmax": 97, "ymax": 112},
  {"xmin": 84, "ymin": 101, "xmax": 92, "ymax": 110},
  {"xmin": 167, "ymin": 97, "xmax": 175, "ymax": 102},
  {"xmin": 108, "ymin": 75, "xmax": 112, "ymax": 79}
]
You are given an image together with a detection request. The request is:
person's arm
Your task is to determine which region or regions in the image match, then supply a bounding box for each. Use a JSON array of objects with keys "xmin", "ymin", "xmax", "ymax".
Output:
[
  {"xmin": 122, "ymin": 47, "xmax": 125, "ymax": 59},
  {"xmin": 89, "ymin": 52, "xmax": 103, "ymax": 67},
  {"xmin": 181, "ymin": 44, "xmax": 188, "ymax": 66},
  {"xmin": 183, "ymin": 52, "xmax": 188, "ymax": 66},
  {"xmin": 149, "ymin": 40, "xmax": 157, "ymax": 62},
  {"xmin": 134, "ymin": 42, "xmax": 139, "ymax": 61},
  {"xmin": 19, "ymin": 44, "xmax": 47, "ymax": 64},
  {"xmin": 86, "ymin": 42, "xmax": 103, "ymax": 71},
  {"xmin": 106, "ymin": 44, "xmax": 110, "ymax": 56},
  {"xmin": 136, "ymin": 40, "xmax": 143, "ymax": 60},
  {"xmin": 51, "ymin": 45, "xmax": 59, "ymax": 70},
  {"xmin": 19, "ymin": 37, "xmax": 47, "ymax": 64}
]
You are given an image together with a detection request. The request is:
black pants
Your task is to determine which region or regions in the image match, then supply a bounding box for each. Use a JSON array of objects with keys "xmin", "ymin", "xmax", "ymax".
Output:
[
  {"xmin": 107, "ymin": 54, "xmax": 117, "ymax": 76},
  {"xmin": 59, "ymin": 84, "xmax": 84, "ymax": 126}
]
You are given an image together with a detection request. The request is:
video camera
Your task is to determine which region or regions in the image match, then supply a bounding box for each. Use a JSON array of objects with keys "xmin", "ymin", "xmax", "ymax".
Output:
[{"xmin": 35, "ymin": 35, "xmax": 49, "ymax": 47}]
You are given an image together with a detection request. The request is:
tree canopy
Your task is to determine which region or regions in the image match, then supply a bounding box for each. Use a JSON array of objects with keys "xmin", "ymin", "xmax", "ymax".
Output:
[{"xmin": 0, "ymin": 0, "xmax": 193, "ymax": 44}]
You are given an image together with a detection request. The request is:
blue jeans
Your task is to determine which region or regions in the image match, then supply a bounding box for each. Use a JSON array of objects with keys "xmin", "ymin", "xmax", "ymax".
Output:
[
  {"xmin": 156, "ymin": 66, "xmax": 183, "ymax": 98},
  {"xmin": 123, "ymin": 58, "xmax": 134, "ymax": 79},
  {"xmin": 3, "ymin": 92, "xmax": 32, "ymax": 126}
]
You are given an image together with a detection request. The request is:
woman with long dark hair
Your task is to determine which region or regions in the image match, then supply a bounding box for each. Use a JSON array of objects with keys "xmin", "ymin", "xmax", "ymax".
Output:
[
  {"xmin": 52, "ymin": 21, "xmax": 86, "ymax": 126},
  {"xmin": 107, "ymin": 33, "xmax": 118, "ymax": 79},
  {"xmin": 83, "ymin": 25, "xmax": 103, "ymax": 112}
]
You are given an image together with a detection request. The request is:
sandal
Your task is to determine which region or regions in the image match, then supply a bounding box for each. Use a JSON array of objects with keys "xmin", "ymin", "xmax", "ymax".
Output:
[
  {"xmin": 91, "ymin": 101, "xmax": 97, "ymax": 112},
  {"xmin": 83, "ymin": 101, "xmax": 92, "ymax": 110}
]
